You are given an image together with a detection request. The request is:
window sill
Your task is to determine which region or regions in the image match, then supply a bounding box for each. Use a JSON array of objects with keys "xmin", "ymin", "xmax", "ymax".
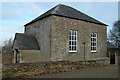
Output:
[
  {"xmin": 69, "ymin": 51, "xmax": 77, "ymax": 53},
  {"xmin": 91, "ymin": 51, "xmax": 97, "ymax": 53}
]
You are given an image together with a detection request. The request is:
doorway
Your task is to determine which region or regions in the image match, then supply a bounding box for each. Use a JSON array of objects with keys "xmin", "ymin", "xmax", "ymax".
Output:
[
  {"xmin": 110, "ymin": 54, "xmax": 115, "ymax": 64},
  {"xmin": 15, "ymin": 49, "xmax": 20, "ymax": 63}
]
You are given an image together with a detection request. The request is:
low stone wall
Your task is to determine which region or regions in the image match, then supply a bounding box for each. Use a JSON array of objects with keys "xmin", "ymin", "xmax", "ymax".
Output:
[
  {"xmin": 19, "ymin": 50, "xmax": 50, "ymax": 63},
  {"xmin": 2, "ymin": 57, "xmax": 110, "ymax": 78},
  {"xmin": 13, "ymin": 50, "xmax": 50, "ymax": 63},
  {"xmin": 0, "ymin": 54, "xmax": 2, "ymax": 64},
  {"xmin": 2, "ymin": 53, "xmax": 13, "ymax": 64},
  {"xmin": 116, "ymin": 56, "xmax": 120, "ymax": 65}
]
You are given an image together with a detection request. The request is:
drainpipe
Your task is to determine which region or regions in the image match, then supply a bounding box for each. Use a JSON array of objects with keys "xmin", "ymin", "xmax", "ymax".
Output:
[{"xmin": 83, "ymin": 42, "xmax": 86, "ymax": 60}]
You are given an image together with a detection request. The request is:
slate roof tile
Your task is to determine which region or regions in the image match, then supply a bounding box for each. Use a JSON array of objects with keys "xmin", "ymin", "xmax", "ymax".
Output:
[
  {"xmin": 13, "ymin": 33, "xmax": 40, "ymax": 50},
  {"xmin": 107, "ymin": 42, "xmax": 117, "ymax": 48},
  {"xmin": 25, "ymin": 4, "xmax": 107, "ymax": 26}
]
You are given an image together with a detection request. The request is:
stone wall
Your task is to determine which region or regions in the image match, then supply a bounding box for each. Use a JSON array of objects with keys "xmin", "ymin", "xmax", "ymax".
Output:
[
  {"xmin": 2, "ymin": 57, "xmax": 109, "ymax": 78},
  {"xmin": 13, "ymin": 50, "xmax": 50, "ymax": 63},
  {"xmin": 107, "ymin": 48, "xmax": 120, "ymax": 57},
  {"xmin": 107, "ymin": 48, "xmax": 120, "ymax": 65},
  {"xmin": 25, "ymin": 16, "xmax": 52, "ymax": 55},
  {"xmin": 51, "ymin": 15, "xmax": 107, "ymax": 61},
  {"xmin": 24, "ymin": 15, "xmax": 107, "ymax": 62},
  {"xmin": 0, "ymin": 54, "xmax": 2, "ymax": 64},
  {"xmin": 116, "ymin": 56, "xmax": 120, "ymax": 65},
  {"xmin": 2, "ymin": 53, "xmax": 13, "ymax": 64}
]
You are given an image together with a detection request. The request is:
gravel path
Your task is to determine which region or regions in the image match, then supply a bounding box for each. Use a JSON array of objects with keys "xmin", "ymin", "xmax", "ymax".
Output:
[{"xmin": 30, "ymin": 65, "xmax": 119, "ymax": 78}]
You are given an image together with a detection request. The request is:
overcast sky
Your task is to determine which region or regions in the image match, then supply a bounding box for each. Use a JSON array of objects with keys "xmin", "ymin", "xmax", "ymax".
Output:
[{"xmin": 1, "ymin": 2, "xmax": 118, "ymax": 46}]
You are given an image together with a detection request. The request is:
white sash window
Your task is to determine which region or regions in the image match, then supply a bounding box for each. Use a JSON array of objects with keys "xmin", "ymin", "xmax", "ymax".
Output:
[
  {"xmin": 91, "ymin": 33, "xmax": 97, "ymax": 52},
  {"xmin": 69, "ymin": 30, "xmax": 77, "ymax": 52}
]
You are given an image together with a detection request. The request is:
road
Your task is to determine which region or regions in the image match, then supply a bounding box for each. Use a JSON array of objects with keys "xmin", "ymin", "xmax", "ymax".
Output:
[{"xmin": 29, "ymin": 65, "xmax": 119, "ymax": 78}]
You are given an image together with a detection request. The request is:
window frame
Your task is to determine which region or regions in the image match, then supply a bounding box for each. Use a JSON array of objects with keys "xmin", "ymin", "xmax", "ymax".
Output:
[
  {"xmin": 91, "ymin": 33, "xmax": 97, "ymax": 52},
  {"xmin": 69, "ymin": 30, "xmax": 77, "ymax": 52}
]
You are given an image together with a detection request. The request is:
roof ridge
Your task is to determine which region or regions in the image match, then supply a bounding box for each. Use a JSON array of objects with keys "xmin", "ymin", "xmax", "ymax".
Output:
[
  {"xmin": 24, "ymin": 4, "xmax": 107, "ymax": 26},
  {"xmin": 51, "ymin": 4, "xmax": 60, "ymax": 14},
  {"xmin": 57, "ymin": 4, "xmax": 106, "ymax": 25}
]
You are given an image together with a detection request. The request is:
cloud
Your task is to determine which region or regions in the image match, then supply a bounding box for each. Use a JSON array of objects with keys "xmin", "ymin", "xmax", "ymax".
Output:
[
  {"xmin": 0, "ymin": 2, "xmax": 118, "ymax": 46},
  {"xmin": 78, "ymin": 2, "xmax": 117, "ymax": 26},
  {"xmin": 21, "ymin": 3, "xmax": 43, "ymax": 15},
  {"xmin": 67, "ymin": 2, "xmax": 117, "ymax": 35},
  {"xmin": 1, "ymin": 3, "xmax": 22, "ymax": 19},
  {"xmin": 1, "ymin": 2, "xmax": 43, "ymax": 20},
  {"xmin": 0, "ymin": 24, "xmax": 24, "ymax": 46},
  {"xmin": 2, "ymin": 9, "xmax": 23, "ymax": 19}
]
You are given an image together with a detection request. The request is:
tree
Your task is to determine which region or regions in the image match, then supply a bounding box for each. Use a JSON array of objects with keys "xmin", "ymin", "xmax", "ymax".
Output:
[
  {"xmin": 108, "ymin": 20, "xmax": 120, "ymax": 48},
  {"xmin": 2, "ymin": 38, "xmax": 13, "ymax": 54}
]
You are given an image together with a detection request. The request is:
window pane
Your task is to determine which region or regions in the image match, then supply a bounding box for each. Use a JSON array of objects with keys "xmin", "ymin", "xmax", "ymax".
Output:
[
  {"xmin": 69, "ymin": 30, "xmax": 77, "ymax": 52},
  {"xmin": 93, "ymin": 43, "xmax": 96, "ymax": 46},
  {"xmin": 74, "ymin": 31, "xmax": 76, "ymax": 35},
  {"xmin": 72, "ymin": 46, "xmax": 74, "ymax": 50},
  {"xmin": 91, "ymin": 33, "xmax": 93, "ymax": 37},
  {"xmin": 72, "ymin": 36, "xmax": 75, "ymax": 40},
  {"xmin": 72, "ymin": 31, "xmax": 74, "ymax": 35},
  {"xmin": 72, "ymin": 41, "xmax": 74, "ymax": 45},
  {"xmin": 72, "ymin": 41, "xmax": 75, "ymax": 45},
  {"xmin": 75, "ymin": 36, "xmax": 77, "ymax": 40},
  {"xmin": 71, "ymin": 46, "xmax": 73, "ymax": 51},
  {"xmin": 94, "ymin": 47, "xmax": 96, "ymax": 50},
  {"xmin": 69, "ymin": 41, "xmax": 71, "ymax": 45},
  {"xmin": 92, "ymin": 38, "xmax": 94, "ymax": 41},
  {"xmin": 91, "ymin": 42, "xmax": 93, "ymax": 46},
  {"xmin": 91, "ymin": 33, "xmax": 97, "ymax": 52},
  {"xmin": 91, "ymin": 38, "xmax": 93, "ymax": 41},
  {"xmin": 74, "ymin": 46, "xmax": 76, "ymax": 51},
  {"xmin": 69, "ymin": 46, "xmax": 72, "ymax": 50},
  {"xmin": 75, "ymin": 41, "xmax": 76, "ymax": 45},
  {"xmin": 93, "ymin": 33, "xmax": 96, "ymax": 37},
  {"xmin": 72, "ymin": 46, "xmax": 76, "ymax": 51},
  {"xmin": 72, "ymin": 36, "xmax": 74, "ymax": 40},
  {"xmin": 69, "ymin": 36, "xmax": 71, "ymax": 40},
  {"xmin": 91, "ymin": 47, "xmax": 93, "ymax": 50},
  {"xmin": 69, "ymin": 30, "xmax": 71, "ymax": 35},
  {"xmin": 93, "ymin": 47, "xmax": 96, "ymax": 51},
  {"xmin": 93, "ymin": 38, "xmax": 96, "ymax": 41}
]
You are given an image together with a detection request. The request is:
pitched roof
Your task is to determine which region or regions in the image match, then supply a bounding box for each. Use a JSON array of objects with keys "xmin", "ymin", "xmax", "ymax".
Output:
[
  {"xmin": 24, "ymin": 4, "xmax": 107, "ymax": 26},
  {"xmin": 107, "ymin": 42, "xmax": 117, "ymax": 48},
  {"xmin": 13, "ymin": 33, "xmax": 40, "ymax": 50}
]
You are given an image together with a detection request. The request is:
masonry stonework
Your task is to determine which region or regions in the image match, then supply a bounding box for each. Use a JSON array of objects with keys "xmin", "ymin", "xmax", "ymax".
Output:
[
  {"xmin": 13, "ymin": 4, "xmax": 108, "ymax": 63},
  {"xmin": 25, "ymin": 15, "xmax": 107, "ymax": 61},
  {"xmin": 25, "ymin": 16, "xmax": 52, "ymax": 55},
  {"xmin": 51, "ymin": 15, "xmax": 107, "ymax": 61},
  {"xmin": 2, "ymin": 58, "xmax": 109, "ymax": 78},
  {"xmin": 19, "ymin": 50, "xmax": 50, "ymax": 63},
  {"xmin": 2, "ymin": 53, "xmax": 13, "ymax": 64}
]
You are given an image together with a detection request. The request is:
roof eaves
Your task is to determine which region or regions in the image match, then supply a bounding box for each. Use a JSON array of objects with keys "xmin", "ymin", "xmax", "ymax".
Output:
[
  {"xmin": 53, "ymin": 14, "xmax": 108, "ymax": 26},
  {"xmin": 24, "ymin": 14, "xmax": 108, "ymax": 26},
  {"xmin": 24, "ymin": 14, "xmax": 52, "ymax": 26}
]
